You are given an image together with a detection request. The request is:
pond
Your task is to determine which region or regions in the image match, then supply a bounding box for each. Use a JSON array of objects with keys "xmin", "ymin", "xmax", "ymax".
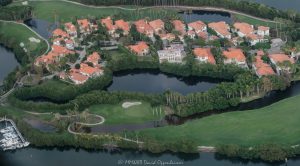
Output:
[
  {"xmin": 1, "ymin": 147, "xmax": 298, "ymax": 166},
  {"xmin": 0, "ymin": 46, "xmax": 19, "ymax": 86},
  {"xmin": 24, "ymin": 19, "xmax": 58, "ymax": 39},
  {"xmin": 179, "ymin": 10, "xmax": 233, "ymax": 24},
  {"xmin": 107, "ymin": 69, "xmax": 220, "ymax": 95}
]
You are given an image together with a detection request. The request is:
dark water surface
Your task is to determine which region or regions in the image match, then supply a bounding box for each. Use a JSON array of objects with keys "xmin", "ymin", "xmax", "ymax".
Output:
[
  {"xmin": 1, "ymin": 147, "xmax": 298, "ymax": 166},
  {"xmin": 107, "ymin": 69, "xmax": 220, "ymax": 95},
  {"xmin": 0, "ymin": 46, "xmax": 19, "ymax": 85},
  {"xmin": 180, "ymin": 10, "xmax": 233, "ymax": 24}
]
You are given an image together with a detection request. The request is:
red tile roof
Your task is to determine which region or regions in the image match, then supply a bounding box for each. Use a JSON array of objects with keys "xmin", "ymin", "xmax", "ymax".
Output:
[
  {"xmin": 52, "ymin": 45, "xmax": 74, "ymax": 55},
  {"xmin": 64, "ymin": 22, "xmax": 77, "ymax": 33},
  {"xmin": 134, "ymin": 19, "xmax": 154, "ymax": 35},
  {"xmin": 193, "ymin": 48, "xmax": 216, "ymax": 64},
  {"xmin": 172, "ymin": 20, "xmax": 186, "ymax": 35},
  {"xmin": 70, "ymin": 72, "xmax": 89, "ymax": 84},
  {"xmin": 188, "ymin": 21, "xmax": 206, "ymax": 32},
  {"xmin": 233, "ymin": 22, "xmax": 254, "ymax": 36},
  {"xmin": 52, "ymin": 28, "xmax": 69, "ymax": 38},
  {"xmin": 258, "ymin": 26, "xmax": 270, "ymax": 31},
  {"xmin": 149, "ymin": 19, "xmax": 164, "ymax": 31},
  {"xmin": 77, "ymin": 19, "xmax": 90, "ymax": 29},
  {"xmin": 254, "ymin": 55, "xmax": 275, "ymax": 76},
  {"xmin": 128, "ymin": 42, "xmax": 149, "ymax": 55},
  {"xmin": 208, "ymin": 21, "xmax": 231, "ymax": 37},
  {"xmin": 80, "ymin": 63, "xmax": 101, "ymax": 76},
  {"xmin": 87, "ymin": 52, "xmax": 100, "ymax": 65},
  {"xmin": 269, "ymin": 54, "xmax": 295, "ymax": 64},
  {"xmin": 101, "ymin": 17, "xmax": 116, "ymax": 31},
  {"xmin": 115, "ymin": 19, "xmax": 130, "ymax": 32},
  {"xmin": 223, "ymin": 48, "xmax": 246, "ymax": 62}
]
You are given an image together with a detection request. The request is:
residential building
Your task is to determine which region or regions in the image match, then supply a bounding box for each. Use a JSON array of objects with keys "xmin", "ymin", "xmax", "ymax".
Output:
[
  {"xmin": 188, "ymin": 21, "xmax": 207, "ymax": 33},
  {"xmin": 208, "ymin": 21, "xmax": 231, "ymax": 39},
  {"xmin": 79, "ymin": 63, "xmax": 103, "ymax": 77},
  {"xmin": 69, "ymin": 70, "xmax": 89, "ymax": 85},
  {"xmin": 52, "ymin": 29, "xmax": 69, "ymax": 38},
  {"xmin": 101, "ymin": 17, "xmax": 117, "ymax": 37},
  {"xmin": 134, "ymin": 19, "xmax": 154, "ymax": 37},
  {"xmin": 223, "ymin": 48, "xmax": 247, "ymax": 67},
  {"xmin": 193, "ymin": 48, "xmax": 216, "ymax": 64},
  {"xmin": 159, "ymin": 33, "xmax": 176, "ymax": 41},
  {"xmin": 149, "ymin": 19, "xmax": 164, "ymax": 34},
  {"xmin": 128, "ymin": 42, "xmax": 150, "ymax": 56},
  {"xmin": 115, "ymin": 19, "xmax": 130, "ymax": 35},
  {"xmin": 252, "ymin": 51, "xmax": 275, "ymax": 77},
  {"xmin": 187, "ymin": 30, "xmax": 196, "ymax": 39},
  {"xmin": 64, "ymin": 22, "xmax": 78, "ymax": 38},
  {"xmin": 232, "ymin": 22, "xmax": 254, "ymax": 38},
  {"xmin": 257, "ymin": 26, "xmax": 270, "ymax": 36},
  {"xmin": 157, "ymin": 44, "xmax": 186, "ymax": 63},
  {"xmin": 172, "ymin": 20, "xmax": 186, "ymax": 35},
  {"xmin": 86, "ymin": 52, "xmax": 101, "ymax": 66},
  {"xmin": 269, "ymin": 54, "xmax": 295, "ymax": 74},
  {"xmin": 77, "ymin": 19, "xmax": 91, "ymax": 34}
]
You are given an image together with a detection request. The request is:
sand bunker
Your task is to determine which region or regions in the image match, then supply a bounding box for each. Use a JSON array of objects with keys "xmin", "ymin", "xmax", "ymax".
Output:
[{"xmin": 122, "ymin": 102, "xmax": 142, "ymax": 108}]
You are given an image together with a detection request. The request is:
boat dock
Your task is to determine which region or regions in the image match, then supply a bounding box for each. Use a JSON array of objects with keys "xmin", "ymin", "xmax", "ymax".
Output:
[{"xmin": 0, "ymin": 117, "xmax": 30, "ymax": 151}]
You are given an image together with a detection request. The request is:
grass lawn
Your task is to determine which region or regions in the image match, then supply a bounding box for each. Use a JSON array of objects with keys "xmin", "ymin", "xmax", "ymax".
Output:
[
  {"xmin": 89, "ymin": 102, "xmax": 164, "ymax": 125},
  {"xmin": 233, "ymin": 14, "xmax": 277, "ymax": 28},
  {"xmin": 0, "ymin": 21, "xmax": 47, "ymax": 56},
  {"xmin": 134, "ymin": 95, "xmax": 300, "ymax": 146},
  {"xmin": 29, "ymin": 1, "xmax": 178, "ymax": 23}
]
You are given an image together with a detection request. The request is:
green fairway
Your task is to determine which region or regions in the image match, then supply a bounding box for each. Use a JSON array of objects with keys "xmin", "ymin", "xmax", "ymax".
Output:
[
  {"xmin": 89, "ymin": 102, "xmax": 164, "ymax": 125},
  {"xmin": 0, "ymin": 21, "xmax": 47, "ymax": 56},
  {"xmin": 233, "ymin": 14, "xmax": 277, "ymax": 28},
  {"xmin": 29, "ymin": 1, "xmax": 179, "ymax": 23},
  {"xmin": 135, "ymin": 95, "xmax": 300, "ymax": 146}
]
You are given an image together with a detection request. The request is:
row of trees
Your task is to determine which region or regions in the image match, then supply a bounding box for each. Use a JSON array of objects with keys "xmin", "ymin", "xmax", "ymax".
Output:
[
  {"xmin": 71, "ymin": 0, "xmax": 300, "ymax": 23},
  {"xmin": 217, "ymin": 144, "xmax": 300, "ymax": 162},
  {"xmin": 0, "ymin": 5, "xmax": 33, "ymax": 21}
]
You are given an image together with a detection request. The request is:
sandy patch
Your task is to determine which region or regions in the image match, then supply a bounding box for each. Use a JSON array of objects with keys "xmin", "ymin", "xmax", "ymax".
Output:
[
  {"xmin": 122, "ymin": 102, "xmax": 142, "ymax": 109},
  {"xmin": 29, "ymin": 37, "xmax": 41, "ymax": 43}
]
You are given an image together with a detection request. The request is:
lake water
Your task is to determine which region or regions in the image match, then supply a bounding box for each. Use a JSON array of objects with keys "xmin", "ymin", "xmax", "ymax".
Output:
[
  {"xmin": 24, "ymin": 19, "xmax": 58, "ymax": 39},
  {"xmin": 179, "ymin": 10, "xmax": 233, "ymax": 24},
  {"xmin": 2, "ymin": 147, "xmax": 299, "ymax": 166},
  {"xmin": 107, "ymin": 69, "xmax": 220, "ymax": 95},
  {"xmin": 0, "ymin": 46, "xmax": 19, "ymax": 86},
  {"xmin": 245, "ymin": 0, "xmax": 300, "ymax": 12}
]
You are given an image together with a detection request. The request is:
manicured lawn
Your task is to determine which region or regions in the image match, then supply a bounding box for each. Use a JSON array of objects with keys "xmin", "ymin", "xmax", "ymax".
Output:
[
  {"xmin": 233, "ymin": 14, "xmax": 277, "ymax": 28},
  {"xmin": 89, "ymin": 102, "xmax": 164, "ymax": 125},
  {"xmin": 0, "ymin": 21, "xmax": 47, "ymax": 56},
  {"xmin": 134, "ymin": 95, "xmax": 300, "ymax": 146},
  {"xmin": 29, "ymin": 1, "xmax": 178, "ymax": 23}
]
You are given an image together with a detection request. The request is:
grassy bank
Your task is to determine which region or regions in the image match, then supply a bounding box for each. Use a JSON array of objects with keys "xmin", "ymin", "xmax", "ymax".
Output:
[
  {"xmin": 0, "ymin": 21, "xmax": 47, "ymax": 62},
  {"xmin": 233, "ymin": 14, "xmax": 277, "ymax": 28},
  {"xmin": 89, "ymin": 102, "xmax": 164, "ymax": 125},
  {"xmin": 133, "ymin": 94, "xmax": 300, "ymax": 146}
]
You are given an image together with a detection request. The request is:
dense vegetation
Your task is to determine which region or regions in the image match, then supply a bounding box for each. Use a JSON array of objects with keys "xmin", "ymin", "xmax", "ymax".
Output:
[
  {"xmin": 72, "ymin": 0, "xmax": 300, "ymax": 23},
  {"xmin": 0, "ymin": 5, "xmax": 33, "ymax": 21},
  {"xmin": 0, "ymin": 0, "xmax": 12, "ymax": 6}
]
